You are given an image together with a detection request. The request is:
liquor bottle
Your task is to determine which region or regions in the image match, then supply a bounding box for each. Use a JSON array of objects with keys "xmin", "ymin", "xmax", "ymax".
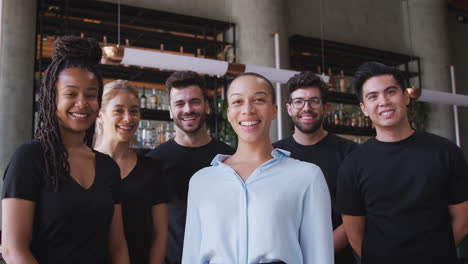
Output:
[
  {"xmin": 158, "ymin": 123, "xmax": 166, "ymax": 144},
  {"xmin": 334, "ymin": 110, "xmax": 340, "ymax": 126},
  {"xmin": 150, "ymin": 89, "xmax": 159, "ymax": 110},
  {"xmin": 161, "ymin": 90, "xmax": 168, "ymax": 110},
  {"xmin": 327, "ymin": 110, "xmax": 333, "ymax": 126},
  {"xmin": 170, "ymin": 123, "xmax": 176, "ymax": 138},
  {"xmin": 143, "ymin": 121, "xmax": 155, "ymax": 149},
  {"xmin": 351, "ymin": 112, "xmax": 358, "ymax": 127},
  {"xmin": 357, "ymin": 112, "xmax": 365, "ymax": 128},
  {"xmin": 164, "ymin": 123, "xmax": 171, "ymax": 141},
  {"xmin": 327, "ymin": 67, "xmax": 335, "ymax": 92},
  {"xmin": 136, "ymin": 121, "xmax": 144, "ymax": 147},
  {"xmin": 338, "ymin": 104, "xmax": 344, "ymax": 126},
  {"xmin": 140, "ymin": 88, "xmax": 147, "ymax": 109},
  {"xmin": 344, "ymin": 111, "xmax": 351, "ymax": 127},
  {"xmin": 337, "ymin": 70, "xmax": 347, "ymax": 93}
]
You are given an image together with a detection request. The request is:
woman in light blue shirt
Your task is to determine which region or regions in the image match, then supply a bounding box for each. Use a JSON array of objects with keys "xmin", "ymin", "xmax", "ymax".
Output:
[{"xmin": 182, "ymin": 72, "xmax": 333, "ymax": 264}]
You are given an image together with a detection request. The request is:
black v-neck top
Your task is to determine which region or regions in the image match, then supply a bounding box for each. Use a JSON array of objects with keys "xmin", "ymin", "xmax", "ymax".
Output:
[
  {"xmin": 120, "ymin": 155, "xmax": 169, "ymax": 264},
  {"xmin": 2, "ymin": 140, "xmax": 121, "ymax": 264}
]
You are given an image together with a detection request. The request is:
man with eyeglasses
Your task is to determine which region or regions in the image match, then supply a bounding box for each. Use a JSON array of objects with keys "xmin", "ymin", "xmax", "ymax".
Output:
[{"xmin": 273, "ymin": 71, "xmax": 357, "ymax": 264}]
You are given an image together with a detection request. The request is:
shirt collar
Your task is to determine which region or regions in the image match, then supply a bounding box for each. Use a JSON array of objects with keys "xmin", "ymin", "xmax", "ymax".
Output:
[{"xmin": 210, "ymin": 148, "xmax": 290, "ymax": 166}]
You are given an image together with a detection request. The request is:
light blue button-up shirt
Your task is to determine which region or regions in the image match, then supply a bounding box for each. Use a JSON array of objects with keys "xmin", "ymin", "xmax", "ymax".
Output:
[{"xmin": 182, "ymin": 149, "xmax": 333, "ymax": 264}]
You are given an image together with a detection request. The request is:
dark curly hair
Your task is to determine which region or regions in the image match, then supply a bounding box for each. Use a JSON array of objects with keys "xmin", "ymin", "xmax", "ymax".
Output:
[
  {"xmin": 286, "ymin": 71, "xmax": 328, "ymax": 103},
  {"xmin": 35, "ymin": 35, "xmax": 103, "ymax": 191},
  {"xmin": 165, "ymin": 70, "xmax": 208, "ymax": 101},
  {"xmin": 352, "ymin": 62, "xmax": 406, "ymax": 102}
]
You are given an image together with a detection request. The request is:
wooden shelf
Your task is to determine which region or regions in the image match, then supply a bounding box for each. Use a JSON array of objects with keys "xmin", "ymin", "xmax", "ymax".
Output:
[{"xmin": 289, "ymin": 35, "xmax": 421, "ymax": 87}]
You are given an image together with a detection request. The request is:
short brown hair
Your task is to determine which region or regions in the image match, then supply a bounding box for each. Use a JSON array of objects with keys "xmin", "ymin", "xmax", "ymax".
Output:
[{"xmin": 165, "ymin": 71, "xmax": 207, "ymax": 100}]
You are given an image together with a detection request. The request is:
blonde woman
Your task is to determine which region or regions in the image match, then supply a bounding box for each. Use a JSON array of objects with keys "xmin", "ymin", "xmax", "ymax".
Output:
[{"xmin": 95, "ymin": 80, "xmax": 168, "ymax": 264}]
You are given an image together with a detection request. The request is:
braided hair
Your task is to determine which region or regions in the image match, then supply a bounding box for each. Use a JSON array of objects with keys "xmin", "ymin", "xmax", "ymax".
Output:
[{"xmin": 35, "ymin": 35, "xmax": 103, "ymax": 191}]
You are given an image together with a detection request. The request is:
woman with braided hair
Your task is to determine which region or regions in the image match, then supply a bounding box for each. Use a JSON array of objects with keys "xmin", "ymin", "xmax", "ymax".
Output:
[{"xmin": 1, "ymin": 35, "xmax": 130, "ymax": 264}]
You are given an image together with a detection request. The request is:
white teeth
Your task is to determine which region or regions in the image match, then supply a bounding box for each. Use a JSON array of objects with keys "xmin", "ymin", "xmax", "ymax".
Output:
[
  {"xmin": 240, "ymin": 121, "xmax": 260, "ymax": 126},
  {"xmin": 301, "ymin": 116, "xmax": 313, "ymax": 120},
  {"xmin": 183, "ymin": 117, "xmax": 195, "ymax": 121},
  {"xmin": 71, "ymin": 113, "xmax": 88, "ymax": 118},
  {"xmin": 381, "ymin": 110, "xmax": 394, "ymax": 116},
  {"xmin": 118, "ymin": 126, "xmax": 132, "ymax": 131}
]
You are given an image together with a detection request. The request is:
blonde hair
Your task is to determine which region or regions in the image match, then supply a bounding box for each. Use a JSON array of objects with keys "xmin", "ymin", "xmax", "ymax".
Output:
[
  {"xmin": 101, "ymin": 79, "xmax": 140, "ymax": 111},
  {"xmin": 94, "ymin": 80, "xmax": 140, "ymax": 147}
]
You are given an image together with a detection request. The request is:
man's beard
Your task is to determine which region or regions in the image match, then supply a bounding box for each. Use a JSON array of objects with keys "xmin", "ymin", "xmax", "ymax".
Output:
[
  {"xmin": 174, "ymin": 112, "xmax": 207, "ymax": 134},
  {"xmin": 293, "ymin": 112, "xmax": 324, "ymax": 134}
]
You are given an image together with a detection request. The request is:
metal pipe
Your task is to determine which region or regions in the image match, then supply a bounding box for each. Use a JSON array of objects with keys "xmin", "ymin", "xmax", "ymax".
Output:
[
  {"xmin": 450, "ymin": 65, "xmax": 461, "ymax": 147},
  {"xmin": 274, "ymin": 32, "xmax": 283, "ymax": 140}
]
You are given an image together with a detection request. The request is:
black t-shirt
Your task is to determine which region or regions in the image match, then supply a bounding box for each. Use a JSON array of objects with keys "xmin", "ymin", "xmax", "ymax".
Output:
[
  {"xmin": 146, "ymin": 137, "xmax": 235, "ymax": 263},
  {"xmin": 336, "ymin": 131, "xmax": 468, "ymax": 264},
  {"xmin": 121, "ymin": 155, "xmax": 169, "ymax": 264},
  {"xmin": 273, "ymin": 134, "xmax": 358, "ymax": 264},
  {"xmin": 2, "ymin": 140, "xmax": 121, "ymax": 264}
]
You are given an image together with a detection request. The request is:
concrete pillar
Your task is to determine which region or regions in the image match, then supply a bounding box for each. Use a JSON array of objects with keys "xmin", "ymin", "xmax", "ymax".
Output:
[
  {"xmin": 0, "ymin": 0, "xmax": 37, "ymax": 217},
  {"xmin": 228, "ymin": 0, "xmax": 291, "ymax": 142},
  {"xmin": 407, "ymin": 0, "xmax": 454, "ymax": 140}
]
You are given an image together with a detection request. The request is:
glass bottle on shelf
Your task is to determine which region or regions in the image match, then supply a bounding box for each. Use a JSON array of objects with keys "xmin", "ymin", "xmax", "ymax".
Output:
[
  {"xmin": 351, "ymin": 112, "xmax": 358, "ymax": 127},
  {"xmin": 140, "ymin": 88, "xmax": 147, "ymax": 109},
  {"xmin": 328, "ymin": 110, "xmax": 334, "ymax": 126},
  {"xmin": 170, "ymin": 123, "xmax": 176, "ymax": 138},
  {"xmin": 163, "ymin": 93, "xmax": 170, "ymax": 110},
  {"xmin": 136, "ymin": 121, "xmax": 144, "ymax": 147},
  {"xmin": 343, "ymin": 111, "xmax": 351, "ymax": 127},
  {"xmin": 143, "ymin": 121, "xmax": 155, "ymax": 149},
  {"xmin": 338, "ymin": 104, "xmax": 344, "ymax": 126},
  {"xmin": 323, "ymin": 111, "xmax": 329, "ymax": 126},
  {"xmin": 333, "ymin": 110, "xmax": 340, "ymax": 126},
  {"xmin": 164, "ymin": 123, "xmax": 172, "ymax": 141},
  {"xmin": 158, "ymin": 123, "xmax": 166, "ymax": 144},
  {"xmin": 150, "ymin": 89, "xmax": 158, "ymax": 110},
  {"xmin": 327, "ymin": 67, "xmax": 335, "ymax": 92},
  {"xmin": 337, "ymin": 70, "xmax": 347, "ymax": 93},
  {"xmin": 357, "ymin": 112, "xmax": 365, "ymax": 128}
]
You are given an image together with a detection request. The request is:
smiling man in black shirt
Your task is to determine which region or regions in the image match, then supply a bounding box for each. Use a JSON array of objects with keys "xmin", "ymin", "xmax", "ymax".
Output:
[
  {"xmin": 273, "ymin": 71, "xmax": 357, "ymax": 264},
  {"xmin": 146, "ymin": 71, "xmax": 234, "ymax": 264},
  {"xmin": 336, "ymin": 62, "xmax": 468, "ymax": 264}
]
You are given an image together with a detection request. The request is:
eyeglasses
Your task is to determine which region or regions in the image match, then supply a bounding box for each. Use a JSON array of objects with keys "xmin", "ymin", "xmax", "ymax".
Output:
[{"xmin": 290, "ymin": 97, "xmax": 322, "ymax": 109}]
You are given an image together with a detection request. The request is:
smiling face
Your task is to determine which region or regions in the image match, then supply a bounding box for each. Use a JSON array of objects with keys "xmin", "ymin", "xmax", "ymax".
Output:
[
  {"xmin": 169, "ymin": 85, "xmax": 209, "ymax": 134},
  {"xmin": 99, "ymin": 90, "xmax": 140, "ymax": 143},
  {"xmin": 55, "ymin": 67, "xmax": 100, "ymax": 135},
  {"xmin": 227, "ymin": 75, "xmax": 277, "ymax": 144},
  {"xmin": 287, "ymin": 86, "xmax": 328, "ymax": 134},
  {"xmin": 360, "ymin": 74, "xmax": 410, "ymax": 131}
]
